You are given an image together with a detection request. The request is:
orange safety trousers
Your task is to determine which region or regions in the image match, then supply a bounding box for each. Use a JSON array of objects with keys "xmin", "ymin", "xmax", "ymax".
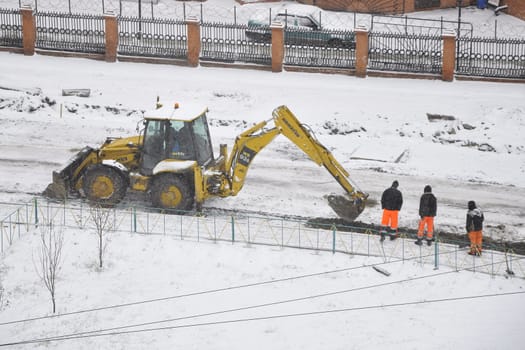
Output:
[
  {"xmin": 417, "ymin": 217, "xmax": 434, "ymax": 239},
  {"xmin": 468, "ymin": 230, "xmax": 483, "ymax": 253},
  {"xmin": 381, "ymin": 209, "xmax": 399, "ymax": 230}
]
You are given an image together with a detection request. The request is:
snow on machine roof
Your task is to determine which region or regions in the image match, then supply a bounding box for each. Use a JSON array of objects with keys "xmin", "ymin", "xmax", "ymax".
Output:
[{"xmin": 144, "ymin": 102, "xmax": 208, "ymax": 122}]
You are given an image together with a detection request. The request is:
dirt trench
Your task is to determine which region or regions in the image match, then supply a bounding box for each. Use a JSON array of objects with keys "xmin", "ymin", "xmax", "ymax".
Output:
[{"xmin": 305, "ymin": 217, "xmax": 525, "ymax": 256}]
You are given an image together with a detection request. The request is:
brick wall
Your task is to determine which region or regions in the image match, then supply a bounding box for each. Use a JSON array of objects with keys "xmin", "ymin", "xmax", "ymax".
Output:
[
  {"xmin": 300, "ymin": 1, "xmax": 480, "ymax": 15},
  {"xmin": 307, "ymin": 0, "xmax": 402, "ymax": 14},
  {"xmin": 505, "ymin": 0, "xmax": 525, "ymax": 20}
]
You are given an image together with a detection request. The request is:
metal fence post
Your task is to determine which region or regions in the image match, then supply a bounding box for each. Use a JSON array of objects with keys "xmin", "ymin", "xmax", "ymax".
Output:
[
  {"xmin": 9, "ymin": 213, "xmax": 13, "ymax": 244},
  {"xmin": 17, "ymin": 208, "xmax": 20, "ymax": 239},
  {"xmin": 281, "ymin": 219, "xmax": 284, "ymax": 247},
  {"xmin": 434, "ymin": 236, "xmax": 439, "ymax": 270},
  {"xmin": 491, "ymin": 250, "xmax": 494, "ymax": 277},
  {"xmin": 1, "ymin": 220, "xmax": 3, "ymax": 252},
  {"xmin": 332, "ymin": 224, "xmax": 336, "ymax": 254},
  {"xmin": 231, "ymin": 216, "xmax": 235, "ymax": 243},
  {"xmin": 298, "ymin": 222, "xmax": 301, "ymax": 248},
  {"xmin": 129, "ymin": 207, "xmax": 133, "ymax": 233},
  {"xmin": 367, "ymin": 231, "xmax": 370, "ymax": 256},
  {"xmin": 34, "ymin": 197, "xmax": 38, "ymax": 226},
  {"xmin": 402, "ymin": 235, "xmax": 405, "ymax": 261},
  {"xmin": 316, "ymin": 228, "xmax": 319, "ymax": 251},
  {"xmin": 455, "ymin": 246, "xmax": 458, "ymax": 271},
  {"xmin": 133, "ymin": 207, "xmax": 137, "ymax": 233}
]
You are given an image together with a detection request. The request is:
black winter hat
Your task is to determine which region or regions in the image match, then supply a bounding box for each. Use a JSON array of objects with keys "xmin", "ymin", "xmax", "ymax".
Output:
[
  {"xmin": 468, "ymin": 201, "xmax": 476, "ymax": 210},
  {"xmin": 392, "ymin": 180, "xmax": 399, "ymax": 188},
  {"xmin": 424, "ymin": 185, "xmax": 432, "ymax": 193}
]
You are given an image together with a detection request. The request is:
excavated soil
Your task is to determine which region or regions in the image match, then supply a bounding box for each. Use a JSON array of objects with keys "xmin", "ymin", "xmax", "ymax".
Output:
[{"xmin": 305, "ymin": 217, "xmax": 525, "ymax": 256}]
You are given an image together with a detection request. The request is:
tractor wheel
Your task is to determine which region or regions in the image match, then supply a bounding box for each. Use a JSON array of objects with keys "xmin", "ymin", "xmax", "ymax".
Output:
[
  {"xmin": 82, "ymin": 165, "xmax": 127, "ymax": 206},
  {"xmin": 151, "ymin": 174, "xmax": 194, "ymax": 212}
]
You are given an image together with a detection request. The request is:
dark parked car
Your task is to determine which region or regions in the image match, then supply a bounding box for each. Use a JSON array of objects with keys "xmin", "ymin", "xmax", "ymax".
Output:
[{"xmin": 246, "ymin": 4, "xmax": 355, "ymax": 49}]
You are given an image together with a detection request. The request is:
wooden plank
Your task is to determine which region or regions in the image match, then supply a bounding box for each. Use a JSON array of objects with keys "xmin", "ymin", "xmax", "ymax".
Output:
[{"xmin": 373, "ymin": 265, "xmax": 391, "ymax": 276}]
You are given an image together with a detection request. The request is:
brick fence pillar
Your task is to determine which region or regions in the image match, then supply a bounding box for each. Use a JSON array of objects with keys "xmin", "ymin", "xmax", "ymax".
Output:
[
  {"xmin": 354, "ymin": 26, "xmax": 369, "ymax": 78},
  {"xmin": 104, "ymin": 13, "xmax": 118, "ymax": 62},
  {"xmin": 20, "ymin": 6, "xmax": 35, "ymax": 56},
  {"xmin": 442, "ymin": 30, "xmax": 456, "ymax": 82},
  {"xmin": 186, "ymin": 17, "xmax": 200, "ymax": 67},
  {"xmin": 271, "ymin": 22, "xmax": 284, "ymax": 73}
]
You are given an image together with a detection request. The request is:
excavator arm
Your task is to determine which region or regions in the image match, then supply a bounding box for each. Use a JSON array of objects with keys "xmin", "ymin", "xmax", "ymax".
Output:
[{"xmin": 221, "ymin": 105, "xmax": 368, "ymax": 221}]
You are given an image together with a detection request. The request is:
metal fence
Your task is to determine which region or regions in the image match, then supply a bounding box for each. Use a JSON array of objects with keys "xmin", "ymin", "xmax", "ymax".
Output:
[
  {"xmin": 284, "ymin": 28, "xmax": 356, "ymax": 69},
  {"xmin": 456, "ymin": 36, "xmax": 525, "ymax": 79},
  {"xmin": 0, "ymin": 8, "xmax": 22, "ymax": 47},
  {"xmin": 369, "ymin": 32, "xmax": 442, "ymax": 74},
  {"xmin": 0, "ymin": 201, "xmax": 33, "ymax": 254},
  {"xmin": 370, "ymin": 14, "xmax": 473, "ymax": 38},
  {"xmin": 35, "ymin": 11, "xmax": 105, "ymax": 53},
  {"xmin": 1, "ymin": 199, "xmax": 523, "ymax": 279},
  {"xmin": 118, "ymin": 15, "xmax": 186, "ymax": 59},
  {"xmin": 200, "ymin": 22, "xmax": 271, "ymax": 65}
]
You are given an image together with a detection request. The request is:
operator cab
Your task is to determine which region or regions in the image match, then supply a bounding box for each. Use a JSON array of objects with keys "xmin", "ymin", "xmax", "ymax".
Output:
[{"xmin": 140, "ymin": 104, "xmax": 214, "ymax": 175}]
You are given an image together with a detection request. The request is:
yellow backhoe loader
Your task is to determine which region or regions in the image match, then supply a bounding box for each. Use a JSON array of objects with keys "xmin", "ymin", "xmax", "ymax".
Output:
[{"xmin": 44, "ymin": 103, "xmax": 368, "ymax": 221}]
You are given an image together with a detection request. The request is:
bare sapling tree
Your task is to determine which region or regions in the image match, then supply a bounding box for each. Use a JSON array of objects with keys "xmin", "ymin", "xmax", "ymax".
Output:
[
  {"xmin": 34, "ymin": 222, "xmax": 64, "ymax": 314},
  {"xmin": 89, "ymin": 205, "xmax": 114, "ymax": 269}
]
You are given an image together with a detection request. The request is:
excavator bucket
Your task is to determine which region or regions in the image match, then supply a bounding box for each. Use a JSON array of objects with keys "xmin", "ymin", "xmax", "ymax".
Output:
[
  {"xmin": 42, "ymin": 146, "xmax": 95, "ymax": 200},
  {"xmin": 326, "ymin": 193, "xmax": 366, "ymax": 222}
]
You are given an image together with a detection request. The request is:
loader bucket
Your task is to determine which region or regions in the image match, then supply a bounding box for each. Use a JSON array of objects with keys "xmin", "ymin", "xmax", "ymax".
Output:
[
  {"xmin": 43, "ymin": 171, "xmax": 68, "ymax": 200},
  {"xmin": 326, "ymin": 193, "xmax": 366, "ymax": 222},
  {"xmin": 42, "ymin": 146, "xmax": 95, "ymax": 200}
]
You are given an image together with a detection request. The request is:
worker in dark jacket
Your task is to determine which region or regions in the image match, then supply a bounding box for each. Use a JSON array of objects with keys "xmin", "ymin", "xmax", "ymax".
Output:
[
  {"xmin": 466, "ymin": 200, "xmax": 484, "ymax": 256},
  {"xmin": 415, "ymin": 185, "xmax": 437, "ymax": 246},
  {"xmin": 380, "ymin": 180, "xmax": 403, "ymax": 241}
]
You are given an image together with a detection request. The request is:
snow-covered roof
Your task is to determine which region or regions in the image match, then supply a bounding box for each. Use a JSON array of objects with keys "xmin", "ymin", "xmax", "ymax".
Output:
[
  {"xmin": 276, "ymin": 3, "xmax": 321, "ymax": 18},
  {"xmin": 144, "ymin": 103, "xmax": 208, "ymax": 122}
]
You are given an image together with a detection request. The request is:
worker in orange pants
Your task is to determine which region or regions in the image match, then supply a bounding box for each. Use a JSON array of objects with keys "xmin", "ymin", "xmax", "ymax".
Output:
[
  {"xmin": 415, "ymin": 185, "xmax": 437, "ymax": 246},
  {"xmin": 466, "ymin": 200, "xmax": 484, "ymax": 256},
  {"xmin": 380, "ymin": 180, "xmax": 403, "ymax": 241}
]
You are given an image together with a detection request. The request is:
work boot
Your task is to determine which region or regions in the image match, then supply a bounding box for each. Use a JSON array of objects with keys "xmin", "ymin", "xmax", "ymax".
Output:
[
  {"xmin": 468, "ymin": 251, "xmax": 476, "ymax": 256},
  {"xmin": 380, "ymin": 231, "xmax": 386, "ymax": 242},
  {"xmin": 389, "ymin": 234, "xmax": 398, "ymax": 241},
  {"xmin": 426, "ymin": 238, "xmax": 434, "ymax": 246},
  {"xmin": 415, "ymin": 239, "xmax": 423, "ymax": 246}
]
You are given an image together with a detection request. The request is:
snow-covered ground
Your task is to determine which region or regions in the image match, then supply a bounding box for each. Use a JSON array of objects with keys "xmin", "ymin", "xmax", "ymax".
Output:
[
  {"xmin": 1, "ymin": 1, "xmax": 525, "ymax": 348},
  {"xmin": 0, "ymin": 47, "xmax": 524, "ymax": 349},
  {"xmin": 0, "ymin": 228, "xmax": 524, "ymax": 349},
  {"xmin": 0, "ymin": 52, "xmax": 524, "ymax": 241}
]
